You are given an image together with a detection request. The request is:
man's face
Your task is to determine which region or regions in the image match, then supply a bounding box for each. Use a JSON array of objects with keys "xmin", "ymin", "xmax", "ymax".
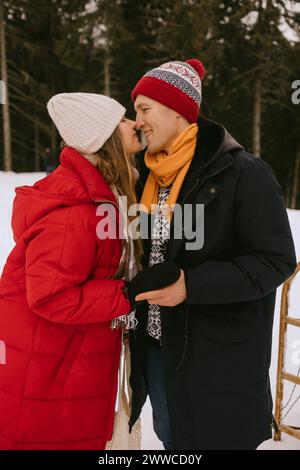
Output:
[{"xmin": 134, "ymin": 95, "xmax": 181, "ymax": 154}]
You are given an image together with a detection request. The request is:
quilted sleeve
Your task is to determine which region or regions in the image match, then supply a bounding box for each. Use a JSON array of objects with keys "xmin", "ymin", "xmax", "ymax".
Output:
[{"xmin": 25, "ymin": 208, "xmax": 130, "ymax": 324}]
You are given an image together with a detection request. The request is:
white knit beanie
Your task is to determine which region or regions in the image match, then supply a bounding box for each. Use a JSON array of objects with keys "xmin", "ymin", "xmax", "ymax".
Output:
[{"xmin": 47, "ymin": 92, "xmax": 126, "ymax": 154}]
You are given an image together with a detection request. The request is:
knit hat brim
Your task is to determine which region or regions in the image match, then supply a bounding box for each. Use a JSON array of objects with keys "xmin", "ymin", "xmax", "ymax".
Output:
[{"xmin": 131, "ymin": 76, "xmax": 199, "ymax": 123}]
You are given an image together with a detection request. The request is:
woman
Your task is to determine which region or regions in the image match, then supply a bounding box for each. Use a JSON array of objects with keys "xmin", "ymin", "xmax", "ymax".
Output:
[{"xmin": 0, "ymin": 92, "xmax": 143, "ymax": 450}]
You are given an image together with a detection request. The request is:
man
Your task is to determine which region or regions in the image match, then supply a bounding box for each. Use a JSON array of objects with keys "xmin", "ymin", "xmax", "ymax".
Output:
[{"xmin": 128, "ymin": 59, "xmax": 297, "ymax": 450}]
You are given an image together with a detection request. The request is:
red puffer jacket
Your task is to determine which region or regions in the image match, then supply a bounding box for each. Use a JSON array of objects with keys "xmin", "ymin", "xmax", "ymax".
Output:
[{"xmin": 0, "ymin": 146, "xmax": 131, "ymax": 449}]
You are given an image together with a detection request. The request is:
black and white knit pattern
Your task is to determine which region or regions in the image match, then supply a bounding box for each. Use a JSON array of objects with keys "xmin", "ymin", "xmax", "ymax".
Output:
[{"xmin": 147, "ymin": 185, "xmax": 171, "ymax": 340}]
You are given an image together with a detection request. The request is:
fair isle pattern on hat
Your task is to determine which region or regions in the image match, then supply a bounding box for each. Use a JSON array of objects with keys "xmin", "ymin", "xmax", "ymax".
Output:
[
  {"xmin": 131, "ymin": 58, "xmax": 205, "ymax": 123},
  {"xmin": 145, "ymin": 61, "xmax": 202, "ymax": 106}
]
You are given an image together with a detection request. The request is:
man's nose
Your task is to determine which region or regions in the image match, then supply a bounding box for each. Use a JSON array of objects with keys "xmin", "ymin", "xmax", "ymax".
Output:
[{"xmin": 135, "ymin": 117, "xmax": 145, "ymax": 129}]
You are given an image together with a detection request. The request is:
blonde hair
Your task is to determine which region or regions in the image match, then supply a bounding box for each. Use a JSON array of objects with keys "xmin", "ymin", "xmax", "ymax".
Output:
[
  {"xmin": 61, "ymin": 128, "xmax": 143, "ymax": 277},
  {"xmin": 93, "ymin": 127, "xmax": 143, "ymax": 277}
]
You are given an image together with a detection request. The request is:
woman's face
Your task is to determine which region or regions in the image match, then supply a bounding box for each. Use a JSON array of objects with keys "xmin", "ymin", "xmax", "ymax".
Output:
[{"xmin": 118, "ymin": 117, "xmax": 142, "ymax": 155}]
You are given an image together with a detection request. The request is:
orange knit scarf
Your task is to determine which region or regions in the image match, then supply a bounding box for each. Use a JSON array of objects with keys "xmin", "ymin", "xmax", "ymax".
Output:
[{"xmin": 140, "ymin": 123, "xmax": 198, "ymax": 220}]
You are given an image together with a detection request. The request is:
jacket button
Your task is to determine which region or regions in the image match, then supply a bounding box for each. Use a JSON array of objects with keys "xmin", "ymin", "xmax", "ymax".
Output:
[{"xmin": 209, "ymin": 187, "xmax": 216, "ymax": 194}]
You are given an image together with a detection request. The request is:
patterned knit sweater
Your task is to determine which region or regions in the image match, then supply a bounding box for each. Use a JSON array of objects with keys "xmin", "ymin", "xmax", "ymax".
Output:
[{"xmin": 147, "ymin": 185, "xmax": 172, "ymax": 342}]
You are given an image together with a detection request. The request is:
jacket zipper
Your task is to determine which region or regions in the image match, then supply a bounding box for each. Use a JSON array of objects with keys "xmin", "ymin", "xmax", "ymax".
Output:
[
  {"xmin": 175, "ymin": 305, "xmax": 190, "ymax": 371},
  {"xmin": 167, "ymin": 160, "xmax": 234, "ymax": 371},
  {"xmin": 167, "ymin": 179, "xmax": 200, "ymax": 370}
]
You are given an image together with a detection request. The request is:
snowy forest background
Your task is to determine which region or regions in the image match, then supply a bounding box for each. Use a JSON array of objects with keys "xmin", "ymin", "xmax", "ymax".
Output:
[{"xmin": 0, "ymin": 0, "xmax": 300, "ymax": 210}]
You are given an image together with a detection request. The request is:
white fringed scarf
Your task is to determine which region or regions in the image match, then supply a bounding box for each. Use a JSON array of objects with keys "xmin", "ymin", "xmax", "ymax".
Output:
[{"xmin": 110, "ymin": 185, "xmax": 138, "ymax": 331}]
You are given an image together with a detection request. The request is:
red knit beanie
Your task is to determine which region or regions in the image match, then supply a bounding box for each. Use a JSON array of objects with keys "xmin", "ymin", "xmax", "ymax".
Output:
[{"xmin": 131, "ymin": 59, "xmax": 205, "ymax": 123}]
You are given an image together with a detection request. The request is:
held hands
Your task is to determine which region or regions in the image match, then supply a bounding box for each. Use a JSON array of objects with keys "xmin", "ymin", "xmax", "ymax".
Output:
[
  {"xmin": 124, "ymin": 261, "xmax": 187, "ymax": 309},
  {"xmin": 135, "ymin": 269, "xmax": 187, "ymax": 307}
]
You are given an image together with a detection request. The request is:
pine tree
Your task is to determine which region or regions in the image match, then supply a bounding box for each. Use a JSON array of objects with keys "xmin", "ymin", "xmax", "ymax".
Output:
[{"xmin": 0, "ymin": 1, "xmax": 12, "ymax": 171}]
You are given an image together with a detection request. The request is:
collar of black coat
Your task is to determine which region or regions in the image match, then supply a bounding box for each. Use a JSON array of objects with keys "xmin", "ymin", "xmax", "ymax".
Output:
[
  {"xmin": 135, "ymin": 117, "xmax": 244, "ymax": 199},
  {"xmin": 195, "ymin": 117, "xmax": 243, "ymax": 168}
]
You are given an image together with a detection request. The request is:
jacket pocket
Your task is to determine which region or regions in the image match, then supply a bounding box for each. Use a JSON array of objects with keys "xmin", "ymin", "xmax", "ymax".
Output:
[
  {"xmin": 188, "ymin": 306, "xmax": 258, "ymax": 344},
  {"xmin": 53, "ymin": 327, "xmax": 86, "ymax": 383}
]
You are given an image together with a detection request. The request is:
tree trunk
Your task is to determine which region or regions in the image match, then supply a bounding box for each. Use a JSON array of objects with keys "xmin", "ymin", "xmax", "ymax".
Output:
[
  {"xmin": 34, "ymin": 117, "xmax": 40, "ymax": 171},
  {"xmin": 51, "ymin": 122, "xmax": 57, "ymax": 155},
  {"xmin": 285, "ymin": 172, "xmax": 291, "ymax": 208},
  {"xmin": 291, "ymin": 145, "xmax": 300, "ymax": 210},
  {"xmin": 252, "ymin": 77, "xmax": 262, "ymax": 158},
  {"xmin": 103, "ymin": 57, "xmax": 110, "ymax": 96},
  {"xmin": 103, "ymin": 38, "xmax": 111, "ymax": 96},
  {"xmin": 0, "ymin": 2, "xmax": 12, "ymax": 171}
]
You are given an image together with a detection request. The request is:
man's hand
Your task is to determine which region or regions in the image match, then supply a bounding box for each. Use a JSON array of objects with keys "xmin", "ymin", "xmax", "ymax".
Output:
[{"xmin": 135, "ymin": 269, "xmax": 187, "ymax": 307}]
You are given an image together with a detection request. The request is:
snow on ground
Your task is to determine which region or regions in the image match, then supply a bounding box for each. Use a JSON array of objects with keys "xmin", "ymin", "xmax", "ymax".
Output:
[
  {"xmin": 0, "ymin": 172, "xmax": 46, "ymax": 269},
  {"xmin": 0, "ymin": 171, "xmax": 300, "ymax": 450}
]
